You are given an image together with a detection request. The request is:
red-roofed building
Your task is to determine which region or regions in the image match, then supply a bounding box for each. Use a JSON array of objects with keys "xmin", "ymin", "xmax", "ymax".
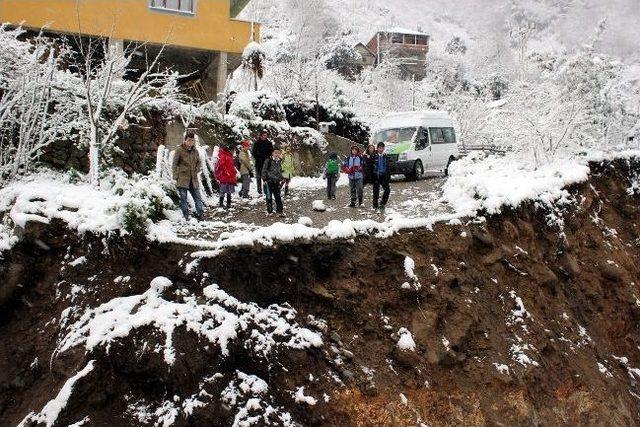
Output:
[{"xmin": 355, "ymin": 28, "xmax": 430, "ymax": 79}]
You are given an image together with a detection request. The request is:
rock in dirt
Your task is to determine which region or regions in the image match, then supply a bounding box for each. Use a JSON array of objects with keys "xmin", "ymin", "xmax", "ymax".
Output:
[
  {"xmin": 298, "ymin": 216, "xmax": 314, "ymax": 226},
  {"xmin": 600, "ymin": 262, "xmax": 625, "ymax": 282},
  {"xmin": 472, "ymin": 229, "xmax": 495, "ymax": 248},
  {"xmin": 0, "ymin": 262, "xmax": 25, "ymax": 307},
  {"xmin": 558, "ymin": 252, "xmax": 580, "ymax": 277},
  {"xmin": 312, "ymin": 200, "xmax": 327, "ymax": 212},
  {"xmin": 392, "ymin": 346, "xmax": 423, "ymax": 369}
]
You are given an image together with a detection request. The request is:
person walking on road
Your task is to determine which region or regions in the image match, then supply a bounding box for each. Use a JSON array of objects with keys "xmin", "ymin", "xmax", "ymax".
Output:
[
  {"xmin": 172, "ymin": 132, "xmax": 204, "ymax": 221},
  {"xmin": 214, "ymin": 144, "xmax": 238, "ymax": 209},
  {"xmin": 342, "ymin": 145, "xmax": 364, "ymax": 207},
  {"xmin": 281, "ymin": 148, "xmax": 295, "ymax": 197},
  {"xmin": 362, "ymin": 143, "xmax": 376, "ymax": 187},
  {"xmin": 372, "ymin": 142, "xmax": 392, "ymax": 211},
  {"xmin": 262, "ymin": 147, "xmax": 285, "ymax": 216},
  {"xmin": 323, "ymin": 152, "xmax": 340, "ymax": 200},
  {"xmin": 238, "ymin": 140, "xmax": 253, "ymax": 198},
  {"xmin": 252, "ymin": 131, "xmax": 273, "ymax": 195}
]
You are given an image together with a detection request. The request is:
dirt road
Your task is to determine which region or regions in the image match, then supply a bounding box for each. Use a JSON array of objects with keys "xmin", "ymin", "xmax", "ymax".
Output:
[{"xmin": 174, "ymin": 175, "xmax": 452, "ymax": 242}]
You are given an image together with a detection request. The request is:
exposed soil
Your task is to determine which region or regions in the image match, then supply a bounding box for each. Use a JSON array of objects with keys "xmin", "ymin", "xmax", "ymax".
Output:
[{"xmin": 1, "ymin": 158, "xmax": 640, "ymax": 426}]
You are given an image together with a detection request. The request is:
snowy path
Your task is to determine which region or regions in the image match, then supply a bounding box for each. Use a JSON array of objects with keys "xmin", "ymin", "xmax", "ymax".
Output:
[{"xmin": 172, "ymin": 175, "xmax": 451, "ymax": 242}]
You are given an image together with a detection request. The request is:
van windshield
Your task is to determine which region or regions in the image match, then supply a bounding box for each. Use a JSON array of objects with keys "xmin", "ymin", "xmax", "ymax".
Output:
[{"xmin": 373, "ymin": 128, "xmax": 417, "ymax": 146}]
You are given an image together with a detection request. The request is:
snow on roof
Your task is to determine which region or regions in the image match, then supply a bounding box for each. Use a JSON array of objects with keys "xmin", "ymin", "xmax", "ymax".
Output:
[
  {"xmin": 362, "ymin": 27, "xmax": 430, "ymax": 45},
  {"xmin": 385, "ymin": 110, "xmax": 450, "ymax": 119},
  {"xmin": 385, "ymin": 27, "xmax": 429, "ymax": 36},
  {"xmin": 375, "ymin": 110, "xmax": 451, "ymax": 130}
]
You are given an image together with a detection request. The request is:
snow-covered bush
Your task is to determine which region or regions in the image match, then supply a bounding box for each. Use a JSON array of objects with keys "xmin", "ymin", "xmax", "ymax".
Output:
[
  {"xmin": 102, "ymin": 170, "xmax": 175, "ymax": 235},
  {"xmin": 228, "ymin": 90, "xmax": 287, "ymax": 122},
  {"xmin": 0, "ymin": 25, "xmax": 183, "ymax": 186},
  {"xmin": 487, "ymin": 44, "xmax": 634, "ymax": 165},
  {"xmin": 326, "ymin": 87, "xmax": 370, "ymax": 143},
  {"xmin": 282, "ymin": 92, "xmax": 370, "ymax": 143},
  {"xmin": 224, "ymin": 90, "xmax": 327, "ymax": 152}
]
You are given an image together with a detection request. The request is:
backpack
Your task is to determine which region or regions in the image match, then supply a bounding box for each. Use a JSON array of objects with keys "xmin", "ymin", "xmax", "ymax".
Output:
[{"xmin": 326, "ymin": 158, "xmax": 339, "ymax": 174}]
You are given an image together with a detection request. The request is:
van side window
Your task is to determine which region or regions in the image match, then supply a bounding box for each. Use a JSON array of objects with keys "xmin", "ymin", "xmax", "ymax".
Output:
[
  {"xmin": 429, "ymin": 127, "xmax": 456, "ymax": 144},
  {"xmin": 416, "ymin": 128, "xmax": 429, "ymax": 150},
  {"xmin": 442, "ymin": 127, "xmax": 456, "ymax": 144},
  {"xmin": 429, "ymin": 128, "xmax": 445, "ymax": 144}
]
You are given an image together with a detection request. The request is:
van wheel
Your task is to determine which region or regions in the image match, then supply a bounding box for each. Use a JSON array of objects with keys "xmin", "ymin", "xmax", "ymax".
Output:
[
  {"xmin": 412, "ymin": 160, "xmax": 424, "ymax": 181},
  {"xmin": 444, "ymin": 157, "xmax": 455, "ymax": 176}
]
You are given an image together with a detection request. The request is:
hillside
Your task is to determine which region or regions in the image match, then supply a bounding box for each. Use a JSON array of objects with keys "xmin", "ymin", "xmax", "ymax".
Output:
[
  {"xmin": 2, "ymin": 158, "xmax": 640, "ymax": 426},
  {"xmin": 241, "ymin": 0, "xmax": 640, "ymax": 60}
]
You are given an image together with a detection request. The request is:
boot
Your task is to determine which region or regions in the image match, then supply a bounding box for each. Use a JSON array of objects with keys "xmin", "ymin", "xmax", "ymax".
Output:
[
  {"xmin": 218, "ymin": 196, "xmax": 224, "ymax": 208},
  {"xmin": 226, "ymin": 193, "xmax": 231, "ymax": 209}
]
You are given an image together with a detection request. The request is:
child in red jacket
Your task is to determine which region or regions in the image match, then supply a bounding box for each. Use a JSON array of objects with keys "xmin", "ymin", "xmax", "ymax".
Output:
[{"xmin": 214, "ymin": 145, "xmax": 238, "ymax": 209}]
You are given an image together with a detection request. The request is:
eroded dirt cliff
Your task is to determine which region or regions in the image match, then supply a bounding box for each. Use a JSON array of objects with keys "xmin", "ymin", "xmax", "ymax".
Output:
[{"xmin": 1, "ymin": 159, "xmax": 640, "ymax": 426}]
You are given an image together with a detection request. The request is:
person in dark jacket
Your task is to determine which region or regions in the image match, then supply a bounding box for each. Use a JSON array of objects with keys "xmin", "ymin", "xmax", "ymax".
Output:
[
  {"xmin": 362, "ymin": 144, "xmax": 376, "ymax": 186},
  {"xmin": 261, "ymin": 147, "xmax": 284, "ymax": 215},
  {"xmin": 372, "ymin": 142, "xmax": 392, "ymax": 210},
  {"xmin": 252, "ymin": 131, "xmax": 273, "ymax": 195}
]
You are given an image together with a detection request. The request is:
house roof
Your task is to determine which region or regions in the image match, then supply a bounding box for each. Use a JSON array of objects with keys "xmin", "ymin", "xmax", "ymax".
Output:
[{"xmin": 354, "ymin": 42, "xmax": 376, "ymax": 57}]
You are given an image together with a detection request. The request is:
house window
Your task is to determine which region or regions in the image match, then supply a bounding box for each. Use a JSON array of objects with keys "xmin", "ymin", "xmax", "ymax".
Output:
[
  {"xmin": 390, "ymin": 33, "xmax": 404, "ymax": 44},
  {"xmin": 416, "ymin": 35, "xmax": 429, "ymax": 46},
  {"xmin": 149, "ymin": 0, "xmax": 195, "ymax": 14},
  {"xmin": 404, "ymin": 34, "xmax": 417, "ymax": 45}
]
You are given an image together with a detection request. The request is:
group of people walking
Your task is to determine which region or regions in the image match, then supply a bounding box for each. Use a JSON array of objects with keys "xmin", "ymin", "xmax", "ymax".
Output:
[
  {"xmin": 330, "ymin": 142, "xmax": 392, "ymax": 210},
  {"xmin": 172, "ymin": 132, "xmax": 393, "ymax": 221},
  {"xmin": 215, "ymin": 131, "xmax": 294, "ymax": 216}
]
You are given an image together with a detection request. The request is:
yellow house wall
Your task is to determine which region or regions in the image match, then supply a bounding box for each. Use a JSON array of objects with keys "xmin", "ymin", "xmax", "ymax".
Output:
[{"xmin": 0, "ymin": 0, "xmax": 259, "ymax": 53}]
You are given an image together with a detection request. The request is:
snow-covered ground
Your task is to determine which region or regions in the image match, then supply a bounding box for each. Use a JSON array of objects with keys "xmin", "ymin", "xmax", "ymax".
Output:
[{"xmin": 2, "ymin": 147, "xmax": 639, "ymax": 258}]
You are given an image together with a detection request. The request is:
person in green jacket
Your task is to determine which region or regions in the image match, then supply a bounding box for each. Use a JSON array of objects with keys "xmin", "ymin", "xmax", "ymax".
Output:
[
  {"xmin": 281, "ymin": 148, "xmax": 296, "ymax": 197},
  {"xmin": 323, "ymin": 152, "xmax": 340, "ymax": 200},
  {"xmin": 172, "ymin": 132, "xmax": 204, "ymax": 221}
]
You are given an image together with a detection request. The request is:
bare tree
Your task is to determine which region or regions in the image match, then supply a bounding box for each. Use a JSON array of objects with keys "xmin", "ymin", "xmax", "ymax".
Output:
[
  {"xmin": 74, "ymin": 36, "xmax": 180, "ymax": 186},
  {"xmin": 0, "ymin": 26, "xmax": 78, "ymax": 183}
]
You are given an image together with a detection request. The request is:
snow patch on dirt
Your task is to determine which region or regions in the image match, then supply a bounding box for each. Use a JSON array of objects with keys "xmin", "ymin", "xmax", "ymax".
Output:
[
  {"xmin": 18, "ymin": 360, "xmax": 95, "ymax": 427},
  {"xmin": 57, "ymin": 277, "xmax": 323, "ymax": 365},
  {"xmin": 397, "ymin": 327, "xmax": 416, "ymax": 351}
]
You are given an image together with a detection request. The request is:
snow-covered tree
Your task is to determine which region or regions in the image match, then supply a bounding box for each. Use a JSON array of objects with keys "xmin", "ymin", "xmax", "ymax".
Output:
[
  {"xmin": 242, "ymin": 41, "xmax": 266, "ymax": 91},
  {"xmin": 325, "ymin": 42, "xmax": 363, "ymax": 80},
  {"xmin": 75, "ymin": 38, "xmax": 181, "ymax": 186},
  {"xmin": 445, "ymin": 36, "xmax": 468, "ymax": 56},
  {"xmin": 0, "ymin": 26, "xmax": 81, "ymax": 183}
]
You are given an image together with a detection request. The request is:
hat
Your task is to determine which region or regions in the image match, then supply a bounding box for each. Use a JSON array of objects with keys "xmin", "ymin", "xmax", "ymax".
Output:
[{"xmin": 241, "ymin": 140, "xmax": 250, "ymax": 148}]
